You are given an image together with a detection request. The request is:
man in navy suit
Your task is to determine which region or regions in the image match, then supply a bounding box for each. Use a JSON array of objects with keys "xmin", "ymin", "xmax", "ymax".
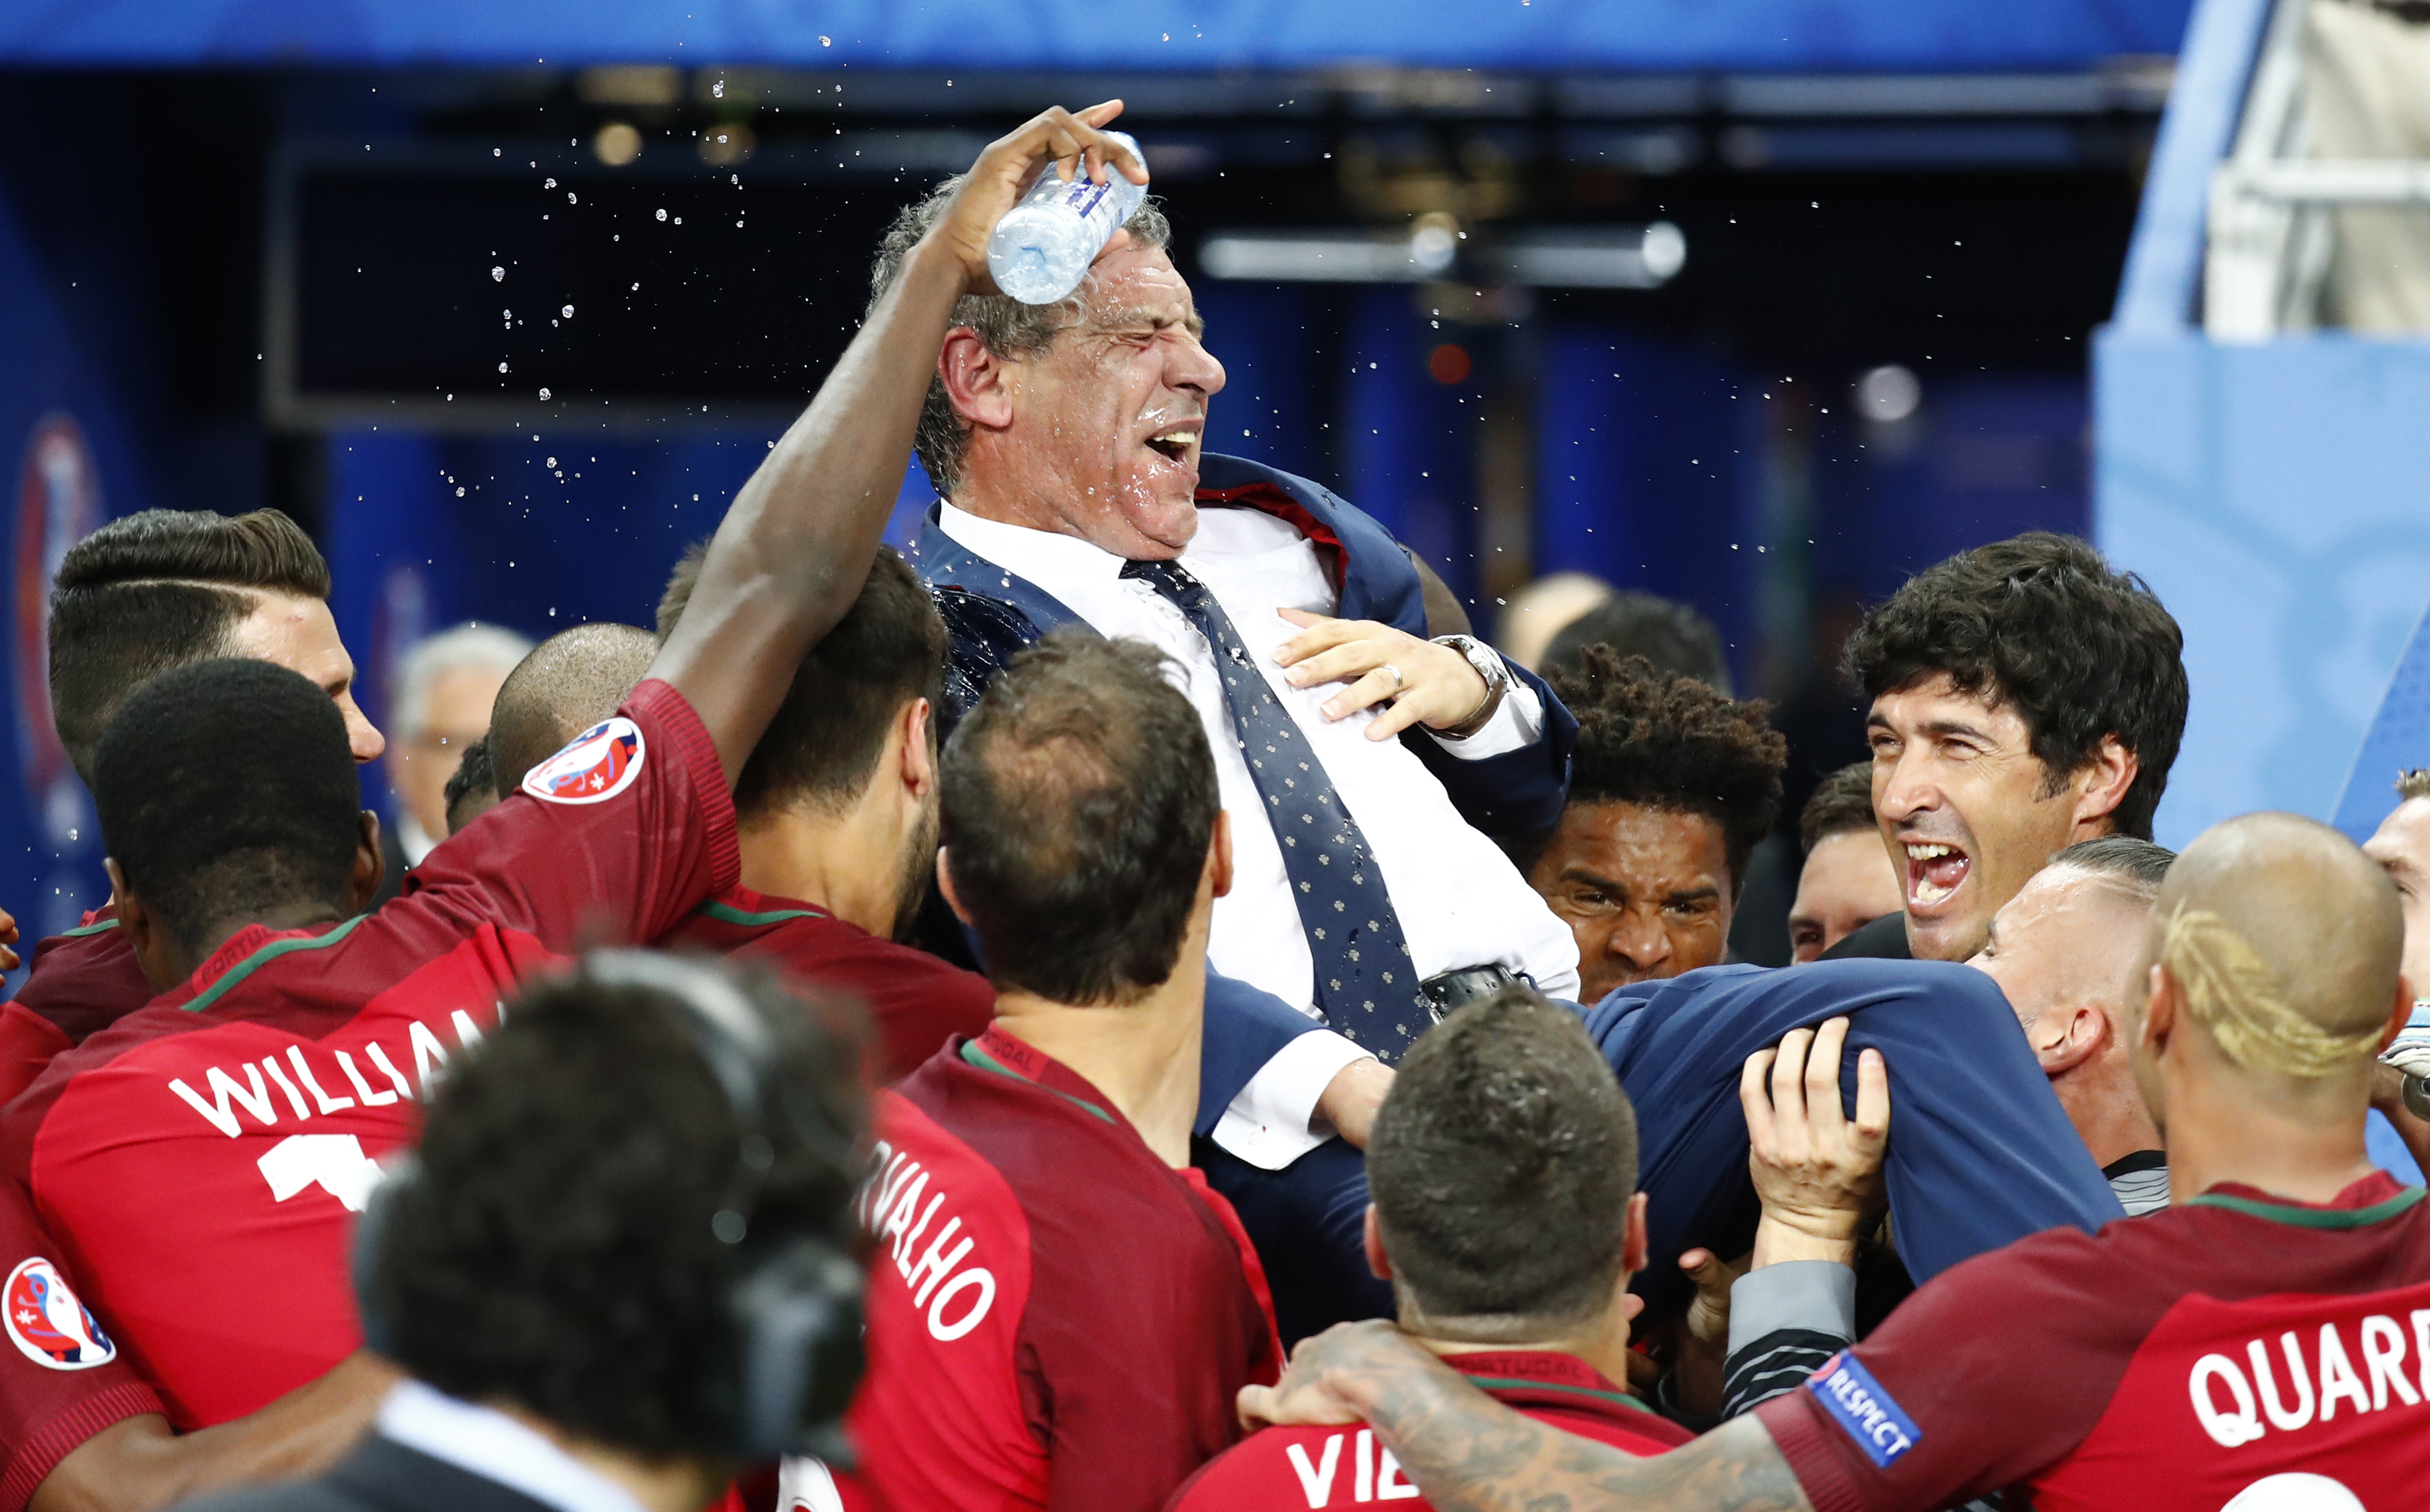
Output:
[{"xmin": 859, "ymin": 125, "xmax": 1582, "ymax": 1201}]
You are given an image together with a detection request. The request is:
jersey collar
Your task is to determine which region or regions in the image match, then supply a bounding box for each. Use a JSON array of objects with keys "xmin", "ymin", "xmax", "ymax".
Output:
[
  {"xmin": 1436, "ymin": 1349, "xmax": 1658, "ymax": 1417},
  {"xmin": 164, "ymin": 916, "xmax": 366, "ymax": 1015},
  {"xmin": 2187, "ymin": 1171, "xmax": 2425, "ymax": 1228},
  {"xmin": 957, "ymin": 1024, "xmax": 1122, "ymax": 1127},
  {"xmin": 691, "ymin": 883, "xmax": 831, "ymax": 931}
]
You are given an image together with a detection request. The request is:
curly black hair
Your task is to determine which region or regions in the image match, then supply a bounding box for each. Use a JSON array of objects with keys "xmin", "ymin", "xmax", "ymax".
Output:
[
  {"xmin": 366, "ymin": 959, "xmax": 865, "ymax": 1461},
  {"xmin": 1538, "ymin": 647, "xmax": 1787, "ymax": 892},
  {"xmin": 1841, "ymin": 532, "xmax": 2186, "ymax": 841}
]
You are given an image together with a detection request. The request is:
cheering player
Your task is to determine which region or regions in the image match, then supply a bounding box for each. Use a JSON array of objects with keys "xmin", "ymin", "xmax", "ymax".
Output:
[
  {"xmin": 845, "ymin": 636, "xmax": 1280, "ymax": 1512},
  {"xmin": 1167, "ymin": 987, "xmax": 1686, "ymax": 1510},
  {"xmin": 0, "ymin": 101, "xmax": 1135, "ymax": 1434},
  {"xmin": 1243, "ymin": 811, "xmax": 2430, "ymax": 1511}
]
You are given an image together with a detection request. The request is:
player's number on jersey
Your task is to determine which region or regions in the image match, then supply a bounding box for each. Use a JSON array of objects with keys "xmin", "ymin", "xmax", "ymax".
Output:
[
  {"xmin": 2220, "ymin": 1472, "xmax": 2364, "ymax": 1511},
  {"xmin": 258, "ymin": 1134, "xmax": 384, "ymax": 1212}
]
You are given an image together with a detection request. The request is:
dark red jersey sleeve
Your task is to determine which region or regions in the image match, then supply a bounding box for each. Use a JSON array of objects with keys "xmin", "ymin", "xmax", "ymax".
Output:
[
  {"xmin": 1753, "ymin": 1228, "xmax": 2146, "ymax": 1512},
  {"xmin": 390, "ymin": 678, "xmax": 740, "ymax": 951},
  {"xmin": 7, "ymin": 921, "xmax": 150, "ymax": 1052},
  {"xmin": 0, "ymin": 1181, "xmax": 162, "ymax": 1511}
]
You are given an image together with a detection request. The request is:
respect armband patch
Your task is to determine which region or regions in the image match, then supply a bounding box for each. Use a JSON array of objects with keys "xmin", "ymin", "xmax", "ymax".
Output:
[
  {"xmin": 523, "ymin": 716, "xmax": 645, "ymax": 805},
  {"xmin": 1808, "ymin": 1353, "xmax": 1920, "ymax": 1469}
]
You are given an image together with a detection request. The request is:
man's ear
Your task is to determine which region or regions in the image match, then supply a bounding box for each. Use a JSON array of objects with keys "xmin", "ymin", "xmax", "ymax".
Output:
[
  {"xmin": 936, "ymin": 847, "xmax": 975, "ymax": 928},
  {"xmin": 938, "ymin": 328, "xmax": 1017, "ymax": 432},
  {"xmin": 2380, "ymin": 973, "xmax": 2413, "ymax": 1054},
  {"xmin": 108, "ymin": 859, "xmax": 181, "ymax": 994},
  {"xmin": 2032, "ymin": 1003, "xmax": 2107, "ymax": 1077},
  {"xmin": 2069, "ymin": 735, "xmax": 2138, "ymax": 830},
  {"xmin": 1621, "ymin": 1191, "xmax": 1650, "ymax": 1277},
  {"xmin": 1206, "ymin": 809, "xmax": 1234, "ymax": 901},
  {"xmin": 899, "ymin": 697, "xmax": 936, "ymax": 799},
  {"xmin": 1362, "ymin": 1203, "xmax": 1392, "ymax": 1282},
  {"xmin": 2140, "ymin": 961, "xmax": 2179, "ymax": 1055},
  {"xmin": 350, "ymin": 812, "xmax": 385, "ymax": 916}
]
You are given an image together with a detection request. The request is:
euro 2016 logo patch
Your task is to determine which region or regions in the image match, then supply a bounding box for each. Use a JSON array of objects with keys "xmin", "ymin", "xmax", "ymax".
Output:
[
  {"xmin": 1808, "ymin": 1353, "xmax": 1919, "ymax": 1469},
  {"xmin": 523, "ymin": 716, "xmax": 645, "ymax": 805},
  {"xmin": 5, "ymin": 1258, "xmax": 116, "ymax": 1370}
]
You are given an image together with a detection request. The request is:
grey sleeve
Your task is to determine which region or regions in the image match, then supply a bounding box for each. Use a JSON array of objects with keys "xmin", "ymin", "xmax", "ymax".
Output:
[{"xmin": 1719, "ymin": 1261, "xmax": 1856, "ymax": 1419}]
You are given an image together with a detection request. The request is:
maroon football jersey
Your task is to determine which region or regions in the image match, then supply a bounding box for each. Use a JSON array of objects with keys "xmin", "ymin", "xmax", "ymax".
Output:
[
  {"xmin": 0, "ymin": 912, "xmax": 152, "ymax": 1103},
  {"xmin": 0, "ymin": 681, "xmax": 736, "ymax": 1429},
  {"xmin": 1758, "ymin": 1172, "xmax": 2430, "ymax": 1512},
  {"xmin": 658, "ymin": 885, "xmax": 993, "ymax": 1084},
  {"xmin": 846, "ymin": 1026, "xmax": 1282, "ymax": 1512},
  {"xmin": 1166, "ymin": 1350, "xmax": 1689, "ymax": 1510}
]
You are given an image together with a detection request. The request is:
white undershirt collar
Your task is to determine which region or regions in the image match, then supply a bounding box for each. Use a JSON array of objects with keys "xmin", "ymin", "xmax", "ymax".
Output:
[{"xmin": 376, "ymin": 1380, "xmax": 655, "ymax": 1512}]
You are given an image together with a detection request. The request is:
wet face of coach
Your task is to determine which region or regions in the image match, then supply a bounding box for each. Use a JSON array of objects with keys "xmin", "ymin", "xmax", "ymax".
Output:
[
  {"xmin": 871, "ymin": 193, "xmax": 1225, "ymax": 561},
  {"xmin": 1844, "ymin": 532, "xmax": 2187, "ymax": 962}
]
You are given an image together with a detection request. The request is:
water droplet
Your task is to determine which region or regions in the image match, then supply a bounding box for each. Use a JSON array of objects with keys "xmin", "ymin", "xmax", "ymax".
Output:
[
  {"xmin": 561, "ymin": 304, "xmax": 574, "ymax": 318},
  {"xmin": 491, "ymin": 147, "xmax": 501, "ymax": 157},
  {"xmin": 818, "ymin": 34, "xmax": 831, "ymax": 44},
  {"xmin": 544, "ymin": 177, "xmax": 557, "ymax": 188},
  {"xmin": 456, "ymin": 486, "xmax": 466, "ymax": 496},
  {"xmin": 491, "ymin": 266, "xmax": 505, "ymax": 282},
  {"xmin": 539, "ymin": 388, "xmax": 552, "ymax": 400},
  {"xmin": 712, "ymin": 79, "xmax": 725, "ymax": 97},
  {"xmin": 655, "ymin": 207, "xmax": 667, "ymax": 221},
  {"xmin": 498, "ymin": 361, "xmax": 508, "ymax": 373},
  {"xmin": 547, "ymin": 456, "xmax": 557, "ymax": 467}
]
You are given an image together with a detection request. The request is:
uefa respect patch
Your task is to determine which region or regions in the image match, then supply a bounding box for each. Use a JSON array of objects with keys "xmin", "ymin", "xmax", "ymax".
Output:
[
  {"xmin": 1808, "ymin": 1352, "xmax": 1920, "ymax": 1468},
  {"xmin": 523, "ymin": 715, "xmax": 645, "ymax": 805},
  {"xmin": 4, "ymin": 1258, "xmax": 117, "ymax": 1370}
]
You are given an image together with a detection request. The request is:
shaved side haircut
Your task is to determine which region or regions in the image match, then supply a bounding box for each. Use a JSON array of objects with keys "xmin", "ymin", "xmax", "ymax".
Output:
[
  {"xmin": 487, "ymin": 623, "xmax": 659, "ymax": 795},
  {"xmin": 48, "ymin": 508, "xmax": 330, "ymax": 786}
]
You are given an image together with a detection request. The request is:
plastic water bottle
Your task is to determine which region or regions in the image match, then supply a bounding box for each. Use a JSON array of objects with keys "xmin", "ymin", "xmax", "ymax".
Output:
[{"xmin": 986, "ymin": 132, "xmax": 1148, "ymax": 305}]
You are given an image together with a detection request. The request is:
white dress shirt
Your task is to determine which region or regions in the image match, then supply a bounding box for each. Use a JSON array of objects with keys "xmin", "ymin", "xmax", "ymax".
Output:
[
  {"xmin": 377, "ymin": 1380, "xmax": 654, "ymax": 1512},
  {"xmin": 938, "ymin": 502, "xmax": 1582, "ymax": 1165}
]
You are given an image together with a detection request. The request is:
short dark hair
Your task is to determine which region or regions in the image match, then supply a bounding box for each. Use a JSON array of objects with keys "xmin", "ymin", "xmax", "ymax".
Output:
[
  {"xmin": 2050, "ymin": 834, "xmax": 2176, "ymax": 903},
  {"xmin": 443, "ymin": 737, "xmax": 498, "ymax": 835},
  {"xmin": 1800, "ymin": 760, "xmax": 1878, "ymax": 854},
  {"xmin": 1539, "ymin": 647, "xmax": 1787, "ymax": 892},
  {"xmin": 1367, "ymin": 984, "xmax": 1639, "ymax": 1336},
  {"xmin": 869, "ymin": 182, "xmax": 1173, "ymax": 498},
  {"xmin": 1542, "ymin": 590, "xmax": 1731, "ymax": 695},
  {"xmin": 659, "ymin": 545, "xmax": 947, "ymax": 820},
  {"xmin": 1841, "ymin": 532, "xmax": 2187, "ymax": 841},
  {"xmin": 488, "ymin": 623, "xmax": 659, "ymax": 794},
  {"xmin": 366, "ymin": 957, "xmax": 863, "ymax": 1461},
  {"xmin": 95, "ymin": 659, "xmax": 361, "ymax": 962},
  {"xmin": 2398, "ymin": 770, "xmax": 2430, "ymax": 803},
  {"xmin": 940, "ymin": 633, "xmax": 1217, "ymax": 1004},
  {"xmin": 48, "ymin": 509, "xmax": 331, "ymax": 786}
]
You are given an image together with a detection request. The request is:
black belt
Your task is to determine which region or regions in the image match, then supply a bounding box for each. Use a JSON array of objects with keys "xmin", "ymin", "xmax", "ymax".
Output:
[{"xmin": 1418, "ymin": 964, "xmax": 1522, "ymax": 1022}]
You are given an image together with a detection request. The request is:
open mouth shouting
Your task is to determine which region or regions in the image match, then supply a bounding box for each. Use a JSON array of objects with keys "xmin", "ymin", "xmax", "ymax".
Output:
[
  {"xmin": 1905, "ymin": 839, "xmax": 1971, "ymax": 911},
  {"xmin": 1139, "ymin": 418, "xmax": 1201, "ymax": 474}
]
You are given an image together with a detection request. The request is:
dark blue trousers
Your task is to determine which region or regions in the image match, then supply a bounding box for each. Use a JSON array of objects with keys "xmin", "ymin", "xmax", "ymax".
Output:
[{"xmin": 1199, "ymin": 958, "xmax": 2125, "ymax": 1342}]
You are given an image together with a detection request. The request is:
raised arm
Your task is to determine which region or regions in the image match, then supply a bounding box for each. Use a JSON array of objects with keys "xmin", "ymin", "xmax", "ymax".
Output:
[
  {"xmin": 651, "ymin": 102, "xmax": 1147, "ymax": 783},
  {"xmin": 1240, "ymin": 1322, "xmax": 1813, "ymax": 1512}
]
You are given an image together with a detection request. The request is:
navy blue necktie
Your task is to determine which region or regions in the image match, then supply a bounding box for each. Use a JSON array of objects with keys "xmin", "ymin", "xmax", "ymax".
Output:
[{"xmin": 1121, "ymin": 559, "xmax": 1428, "ymax": 1059}]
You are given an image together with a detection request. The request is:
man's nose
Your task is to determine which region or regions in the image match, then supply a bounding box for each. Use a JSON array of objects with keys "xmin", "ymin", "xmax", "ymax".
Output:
[
  {"xmin": 1608, "ymin": 908, "xmax": 1673, "ymax": 970},
  {"xmin": 1170, "ymin": 331, "xmax": 1225, "ymax": 397},
  {"xmin": 345, "ymin": 700, "xmax": 388, "ymax": 764},
  {"xmin": 1875, "ymin": 749, "xmax": 1934, "ymax": 823}
]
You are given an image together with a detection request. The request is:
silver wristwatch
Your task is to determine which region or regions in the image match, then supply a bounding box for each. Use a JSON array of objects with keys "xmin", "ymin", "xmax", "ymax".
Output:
[{"xmin": 1429, "ymin": 634, "xmax": 1509, "ymax": 740}]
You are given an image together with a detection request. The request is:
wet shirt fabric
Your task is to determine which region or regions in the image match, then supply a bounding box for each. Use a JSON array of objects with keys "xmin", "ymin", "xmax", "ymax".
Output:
[
  {"xmin": 1756, "ymin": 1172, "xmax": 2430, "ymax": 1512},
  {"xmin": 659, "ymin": 886, "xmax": 994, "ymax": 1085},
  {"xmin": 846, "ymin": 1026, "xmax": 1282, "ymax": 1512},
  {"xmin": 0, "ymin": 680, "xmax": 737, "ymax": 1430},
  {"xmin": 1163, "ymin": 1349, "xmax": 1689, "ymax": 1510}
]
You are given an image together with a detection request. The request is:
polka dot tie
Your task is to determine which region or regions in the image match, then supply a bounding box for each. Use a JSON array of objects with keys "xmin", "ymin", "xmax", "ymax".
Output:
[{"xmin": 1123, "ymin": 559, "xmax": 1427, "ymax": 1061}]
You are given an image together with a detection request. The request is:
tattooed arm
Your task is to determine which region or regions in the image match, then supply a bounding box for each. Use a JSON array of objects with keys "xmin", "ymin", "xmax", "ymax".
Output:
[{"xmin": 1239, "ymin": 1321, "xmax": 1815, "ymax": 1512}]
